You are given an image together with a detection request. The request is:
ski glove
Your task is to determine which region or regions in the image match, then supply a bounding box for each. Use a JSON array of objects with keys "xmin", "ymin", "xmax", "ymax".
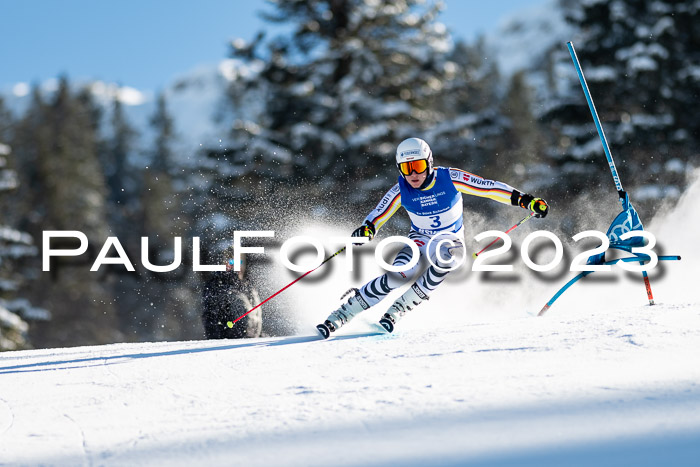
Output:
[
  {"xmin": 351, "ymin": 221, "xmax": 376, "ymax": 245},
  {"xmin": 519, "ymin": 193, "xmax": 549, "ymax": 218}
]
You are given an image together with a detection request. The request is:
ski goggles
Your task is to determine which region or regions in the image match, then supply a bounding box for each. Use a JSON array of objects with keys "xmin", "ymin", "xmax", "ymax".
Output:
[{"xmin": 398, "ymin": 159, "xmax": 429, "ymax": 176}]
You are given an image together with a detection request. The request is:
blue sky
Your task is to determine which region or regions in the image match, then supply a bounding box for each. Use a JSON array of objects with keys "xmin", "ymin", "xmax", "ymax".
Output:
[{"xmin": 1, "ymin": 0, "xmax": 542, "ymax": 92}]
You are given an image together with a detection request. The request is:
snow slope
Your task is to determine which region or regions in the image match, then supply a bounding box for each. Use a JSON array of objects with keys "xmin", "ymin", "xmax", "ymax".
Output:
[
  {"xmin": 1, "ymin": 170, "xmax": 699, "ymax": 467},
  {"xmin": 1, "ymin": 170, "xmax": 699, "ymax": 466},
  {"xmin": 1, "ymin": 177, "xmax": 698, "ymax": 467},
  {"xmin": 1, "ymin": 301, "xmax": 699, "ymax": 467}
]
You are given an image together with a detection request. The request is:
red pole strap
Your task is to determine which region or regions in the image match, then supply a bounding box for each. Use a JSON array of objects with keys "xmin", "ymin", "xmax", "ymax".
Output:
[{"xmin": 227, "ymin": 246, "xmax": 347, "ymax": 328}]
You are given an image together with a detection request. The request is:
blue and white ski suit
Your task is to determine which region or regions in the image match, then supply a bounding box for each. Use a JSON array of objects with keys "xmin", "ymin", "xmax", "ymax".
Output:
[{"xmin": 357, "ymin": 166, "xmax": 523, "ymax": 306}]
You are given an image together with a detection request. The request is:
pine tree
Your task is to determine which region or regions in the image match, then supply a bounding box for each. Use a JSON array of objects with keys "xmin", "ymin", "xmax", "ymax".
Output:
[
  {"xmin": 215, "ymin": 0, "xmax": 458, "ymax": 182},
  {"xmin": 104, "ymin": 96, "xmax": 139, "ymax": 216},
  {"xmin": 0, "ymin": 99, "xmax": 26, "ymax": 350},
  {"xmin": 11, "ymin": 87, "xmax": 48, "ymax": 228},
  {"xmin": 0, "ymin": 97, "xmax": 48, "ymax": 350},
  {"xmin": 135, "ymin": 92, "xmax": 196, "ymax": 340},
  {"xmin": 150, "ymin": 93, "xmax": 174, "ymax": 174},
  {"xmin": 542, "ymin": 0, "xmax": 700, "ymax": 206},
  {"xmin": 0, "ymin": 97, "xmax": 18, "ymax": 197},
  {"xmin": 499, "ymin": 70, "xmax": 546, "ymax": 183},
  {"xmin": 445, "ymin": 38, "xmax": 500, "ymax": 114},
  {"xmin": 9, "ymin": 77, "xmax": 118, "ymax": 348},
  {"xmin": 140, "ymin": 93, "xmax": 180, "ymax": 237},
  {"xmin": 98, "ymin": 94, "xmax": 146, "ymax": 340},
  {"xmin": 193, "ymin": 0, "xmax": 476, "ymax": 245}
]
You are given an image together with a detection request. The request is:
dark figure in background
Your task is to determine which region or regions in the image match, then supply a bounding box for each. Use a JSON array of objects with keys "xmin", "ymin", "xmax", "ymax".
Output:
[{"xmin": 201, "ymin": 251, "xmax": 262, "ymax": 339}]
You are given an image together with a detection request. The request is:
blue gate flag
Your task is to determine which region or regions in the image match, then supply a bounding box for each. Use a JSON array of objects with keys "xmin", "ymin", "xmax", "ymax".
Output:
[{"xmin": 587, "ymin": 192, "xmax": 644, "ymax": 265}]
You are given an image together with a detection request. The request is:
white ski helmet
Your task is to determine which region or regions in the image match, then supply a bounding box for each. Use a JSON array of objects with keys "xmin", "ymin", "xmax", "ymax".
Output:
[{"xmin": 395, "ymin": 137, "xmax": 433, "ymax": 177}]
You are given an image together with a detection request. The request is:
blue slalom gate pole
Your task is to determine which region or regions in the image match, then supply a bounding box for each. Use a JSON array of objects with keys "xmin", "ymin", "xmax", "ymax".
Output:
[
  {"xmin": 537, "ymin": 42, "xmax": 684, "ymax": 316},
  {"xmin": 567, "ymin": 41, "xmax": 626, "ymax": 203}
]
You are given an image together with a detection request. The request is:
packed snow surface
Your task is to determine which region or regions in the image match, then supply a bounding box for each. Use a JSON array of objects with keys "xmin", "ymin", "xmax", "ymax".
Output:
[
  {"xmin": 2, "ymin": 178, "xmax": 700, "ymax": 467},
  {"xmin": 1, "ymin": 298, "xmax": 699, "ymax": 466},
  {"xmin": 1, "ymin": 243, "xmax": 699, "ymax": 467},
  {"xmin": 2, "ymin": 178, "xmax": 699, "ymax": 466}
]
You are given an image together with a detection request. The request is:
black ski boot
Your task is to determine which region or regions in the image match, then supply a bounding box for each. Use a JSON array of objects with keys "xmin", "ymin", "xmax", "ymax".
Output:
[
  {"xmin": 316, "ymin": 320, "xmax": 335, "ymax": 339},
  {"xmin": 318, "ymin": 289, "xmax": 370, "ymax": 338},
  {"xmin": 379, "ymin": 314, "xmax": 395, "ymax": 333},
  {"xmin": 379, "ymin": 284, "xmax": 428, "ymax": 333}
]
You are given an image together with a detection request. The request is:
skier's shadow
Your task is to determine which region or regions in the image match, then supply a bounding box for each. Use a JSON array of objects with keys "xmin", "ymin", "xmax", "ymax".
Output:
[{"xmin": 0, "ymin": 332, "xmax": 382, "ymax": 375}]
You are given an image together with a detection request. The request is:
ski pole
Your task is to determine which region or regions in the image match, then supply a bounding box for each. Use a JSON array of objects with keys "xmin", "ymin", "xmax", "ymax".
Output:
[
  {"xmin": 472, "ymin": 213, "xmax": 535, "ymax": 258},
  {"xmin": 226, "ymin": 246, "xmax": 347, "ymax": 328},
  {"xmin": 567, "ymin": 41, "xmax": 626, "ymax": 201}
]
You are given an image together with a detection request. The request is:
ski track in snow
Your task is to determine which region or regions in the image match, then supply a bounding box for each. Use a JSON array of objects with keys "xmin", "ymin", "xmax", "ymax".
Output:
[{"xmin": 0, "ymin": 396, "xmax": 13, "ymax": 438}]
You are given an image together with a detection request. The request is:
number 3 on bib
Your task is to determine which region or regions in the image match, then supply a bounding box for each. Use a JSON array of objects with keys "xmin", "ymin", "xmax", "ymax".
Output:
[{"xmin": 429, "ymin": 215, "xmax": 441, "ymax": 228}]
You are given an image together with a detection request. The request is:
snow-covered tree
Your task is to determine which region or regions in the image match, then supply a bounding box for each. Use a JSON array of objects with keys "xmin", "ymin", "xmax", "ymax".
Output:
[
  {"xmin": 541, "ymin": 0, "xmax": 700, "ymax": 205},
  {"xmin": 0, "ymin": 98, "xmax": 48, "ymax": 351},
  {"xmin": 203, "ymin": 0, "xmax": 463, "ymax": 200},
  {"xmin": 9, "ymin": 79, "xmax": 120, "ymax": 348}
]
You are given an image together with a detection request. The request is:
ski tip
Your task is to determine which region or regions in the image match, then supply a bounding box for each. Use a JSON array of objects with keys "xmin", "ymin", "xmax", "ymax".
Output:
[
  {"xmin": 316, "ymin": 323, "xmax": 331, "ymax": 339},
  {"xmin": 379, "ymin": 318, "xmax": 394, "ymax": 333},
  {"xmin": 537, "ymin": 304, "xmax": 550, "ymax": 317}
]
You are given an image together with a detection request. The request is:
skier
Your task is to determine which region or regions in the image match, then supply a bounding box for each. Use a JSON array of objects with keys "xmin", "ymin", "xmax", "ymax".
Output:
[{"xmin": 316, "ymin": 137, "xmax": 549, "ymax": 338}]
